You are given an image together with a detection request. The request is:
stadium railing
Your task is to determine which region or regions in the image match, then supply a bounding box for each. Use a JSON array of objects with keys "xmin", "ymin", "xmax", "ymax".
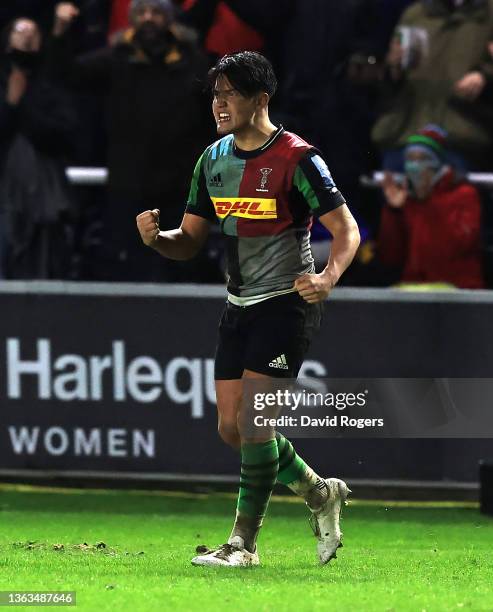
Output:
[
  {"xmin": 360, "ymin": 171, "xmax": 493, "ymax": 188},
  {"xmin": 66, "ymin": 167, "xmax": 108, "ymax": 185},
  {"xmin": 65, "ymin": 168, "xmax": 493, "ymax": 188}
]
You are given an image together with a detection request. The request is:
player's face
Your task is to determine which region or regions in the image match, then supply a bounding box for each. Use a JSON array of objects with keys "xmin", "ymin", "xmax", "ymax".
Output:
[{"xmin": 212, "ymin": 76, "xmax": 257, "ymax": 136}]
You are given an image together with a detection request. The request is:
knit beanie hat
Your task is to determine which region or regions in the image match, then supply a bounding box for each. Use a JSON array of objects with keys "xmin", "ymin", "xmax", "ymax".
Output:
[
  {"xmin": 405, "ymin": 124, "xmax": 447, "ymax": 166},
  {"xmin": 129, "ymin": 0, "xmax": 175, "ymax": 22}
]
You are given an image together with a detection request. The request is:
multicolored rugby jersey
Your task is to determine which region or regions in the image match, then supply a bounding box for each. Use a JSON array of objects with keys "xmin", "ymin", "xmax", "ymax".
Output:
[{"xmin": 185, "ymin": 126, "xmax": 346, "ymax": 305}]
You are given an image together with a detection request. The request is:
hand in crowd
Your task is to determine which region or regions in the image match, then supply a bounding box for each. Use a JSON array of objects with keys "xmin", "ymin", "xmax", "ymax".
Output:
[
  {"xmin": 136, "ymin": 209, "xmax": 161, "ymax": 246},
  {"xmin": 454, "ymin": 71, "xmax": 486, "ymax": 101},
  {"xmin": 381, "ymin": 172, "xmax": 408, "ymax": 209},
  {"xmin": 53, "ymin": 2, "xmax": 80, "ymax": 37},
  {"xmin": 6, "ymin": 20, "xmax": 34, "ymax": 104},
  {"xmin": 9, "ymin": 19, "xmax": 41, "ymax": 52}
]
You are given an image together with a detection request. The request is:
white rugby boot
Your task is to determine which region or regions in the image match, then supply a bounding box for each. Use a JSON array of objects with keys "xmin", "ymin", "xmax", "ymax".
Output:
[
  {"xmin": 191, "ymin": 536, "xmax": 259, "ymax": 567},
  {"xmin": 308, "ymin": 478, "xmax": 351, "ymax": 565}
]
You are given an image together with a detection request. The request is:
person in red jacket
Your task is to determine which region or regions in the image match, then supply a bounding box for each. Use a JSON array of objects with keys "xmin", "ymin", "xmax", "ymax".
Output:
[{"xmin": 378, "ymin": 125, "xmax": 484, "ymax": 289}]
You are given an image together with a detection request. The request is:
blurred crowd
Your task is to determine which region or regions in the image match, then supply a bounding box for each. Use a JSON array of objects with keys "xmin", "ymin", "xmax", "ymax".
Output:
[{"xmin": 1, "ymin": 0, "xmax": 493, "ymax": 288}]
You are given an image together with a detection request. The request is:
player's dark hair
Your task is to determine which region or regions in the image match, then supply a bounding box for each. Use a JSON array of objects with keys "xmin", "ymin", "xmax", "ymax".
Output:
[{"xmin": 208, "ymin": 51, "xmax": 277, "ymax": 99}]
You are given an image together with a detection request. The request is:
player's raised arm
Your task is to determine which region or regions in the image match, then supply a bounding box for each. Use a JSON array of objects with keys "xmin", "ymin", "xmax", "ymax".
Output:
[{"xmin": 136, "ymin": 210, "xmax": 210, "ymax": 261}]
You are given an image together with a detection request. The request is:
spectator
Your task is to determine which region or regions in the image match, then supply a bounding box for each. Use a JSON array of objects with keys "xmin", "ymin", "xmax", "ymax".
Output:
[
  {"xmin": 372, "ymin": 0, "xmax": 493, "ymax": 172},
  {"xmin": 51, "ymin": 0, "xmax": 217, "ymax": 282},
  {"xmin": 181, "ymin": 0, "xmax": 263, "ymax": 61},
  {"xmin": 275, "ymin": 0, "xmax": 387, "ymax": 247},
  {"xmin": 108, "ymin": 0, "xmax": 132, "ymax": 39},
  {"xmin": 109, "ymin": 1, "xmax": 196, "ymax": 48},
  {"xmin": 0, "ymin": 17, "xmax": 77, "ymax": 279},
  {"xmin": 378, "ymin": 125, "xmax": 484, "ymax": 288}
]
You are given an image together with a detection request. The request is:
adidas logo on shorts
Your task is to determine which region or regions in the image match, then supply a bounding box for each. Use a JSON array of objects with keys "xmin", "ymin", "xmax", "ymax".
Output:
[{"xmin": 269, "ymin": 354, "xmax": 289, "ymax": 370}]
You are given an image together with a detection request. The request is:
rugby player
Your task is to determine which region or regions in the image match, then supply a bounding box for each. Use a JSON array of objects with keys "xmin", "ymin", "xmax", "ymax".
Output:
[{"xmin": 136, "ymin": 51, "xmax": 360, "ymax": 567}]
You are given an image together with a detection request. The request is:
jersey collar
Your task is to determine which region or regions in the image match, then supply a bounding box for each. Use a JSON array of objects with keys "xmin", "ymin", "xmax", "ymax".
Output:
[{"xmin": 233, "ymin": 125, "xmax": 285, "ymax": 159}]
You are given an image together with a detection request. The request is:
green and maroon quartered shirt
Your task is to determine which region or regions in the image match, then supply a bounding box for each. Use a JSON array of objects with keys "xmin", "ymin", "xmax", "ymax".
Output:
[{"xmin": 185, "ymin": 126, "xmax": 346, "ymax": 305}]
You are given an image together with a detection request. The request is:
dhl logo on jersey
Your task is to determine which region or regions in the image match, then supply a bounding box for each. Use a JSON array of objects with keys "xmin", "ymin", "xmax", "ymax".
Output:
[{"xmin": 211, "ymin": 197, "xmax": 277, "ymax": 219}]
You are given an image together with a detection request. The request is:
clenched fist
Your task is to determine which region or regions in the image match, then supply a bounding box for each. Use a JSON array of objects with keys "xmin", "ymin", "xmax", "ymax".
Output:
[
  {"xmin": 294, "ymin": 273, "xmax": 334, "ymax": 304},
  {"xmin": 136, "ymin": 209, "xmax": 160, "ymax": 246},
  {"xmin": 10, "ymin": 19, "xmax": 41, "ymax": 52},
  {"xmin": 53, "ymin": 3, "xmax": 79, "ymax": 36}
]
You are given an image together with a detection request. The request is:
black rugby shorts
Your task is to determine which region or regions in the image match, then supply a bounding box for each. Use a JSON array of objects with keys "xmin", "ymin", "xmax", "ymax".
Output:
[{"xmin": 214, "ymin": 291, "xmax": 323, "ymax": 380}]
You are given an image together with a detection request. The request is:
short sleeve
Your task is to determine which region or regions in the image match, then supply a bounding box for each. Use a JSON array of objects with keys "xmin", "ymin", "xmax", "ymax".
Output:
[
  {"xmin": 185, "ymin": 152, "xmax": 216, "ymax": 222},
  {"xmin": 293, "ymin": 150, "xmax": 346, "ymax": 218}
]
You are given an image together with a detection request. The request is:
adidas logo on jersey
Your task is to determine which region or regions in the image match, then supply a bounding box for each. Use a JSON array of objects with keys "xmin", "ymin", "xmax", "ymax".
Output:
[
  {"xmin": 269, "ymin": 354, "xmax": 289, "ymax": 370},
  {"xmin": 209, "ymin": 173, "xmax": 223, "ymax": 187}
]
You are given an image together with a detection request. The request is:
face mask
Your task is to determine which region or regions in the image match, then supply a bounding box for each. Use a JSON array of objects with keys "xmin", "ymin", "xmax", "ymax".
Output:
[
  {"xmin": 133, "ymin": 23, "xmax": 172, "ymax": 60},
  {"xmin": 404, "ymin": 159, "xmax": 440, "ymax": 194},
  {"xmin": 8, "ymin": 49, "xmax": 41, "ymax": 71}
]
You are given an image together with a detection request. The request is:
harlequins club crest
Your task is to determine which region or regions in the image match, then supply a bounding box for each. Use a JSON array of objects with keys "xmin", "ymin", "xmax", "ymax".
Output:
[{"xmin": 256, "ymin": 168, "xmax": 272, "ymax": 192}]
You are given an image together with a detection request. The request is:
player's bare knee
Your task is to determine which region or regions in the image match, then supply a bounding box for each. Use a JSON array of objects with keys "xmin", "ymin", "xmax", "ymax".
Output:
[{"xmin": 218, "ymin": 422, "xmax": 240, "ymax": 449}]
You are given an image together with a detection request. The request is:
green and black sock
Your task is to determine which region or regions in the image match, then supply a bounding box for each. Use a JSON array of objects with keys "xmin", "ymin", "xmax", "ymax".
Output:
[
  {"xmin": 276, "ymin": 432, "xmax": 327, "ymax": 509},
  {"xmin": 230, "ymin": 439, "xmax": 279, "ymax": 553}
]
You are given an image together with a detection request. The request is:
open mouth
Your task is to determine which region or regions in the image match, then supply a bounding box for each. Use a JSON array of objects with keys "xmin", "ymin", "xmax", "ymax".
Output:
[{"xmin": 217, "ymin": 113, "xmax": 231, "ymax": 124}]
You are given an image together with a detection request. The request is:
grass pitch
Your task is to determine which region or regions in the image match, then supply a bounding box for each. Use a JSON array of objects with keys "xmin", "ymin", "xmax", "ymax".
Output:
[{"xmin": 0, "ymin": 484, "xmax": 492, "ymax": 611}]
